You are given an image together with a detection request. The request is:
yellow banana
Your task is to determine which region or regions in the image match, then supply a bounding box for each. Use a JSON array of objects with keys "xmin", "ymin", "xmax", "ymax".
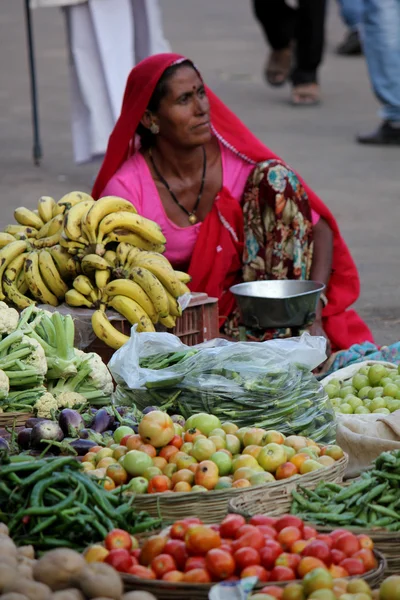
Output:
[
  {"xmin": 4, "ymin": 225, "xmax": 38, "ymax": 238},
  {"xmin": 108, "ymin": 294, "xmax": 155, "ymax": 332},
  {"xmin": 103, "ymin": 229, "xmax": 165, "ymax": 253},
  {"xmin": 16, "ymin": 268, "xmax": 28, "ymax": 294},
  {"xmin": 104, "ymin": 279, "xmax": 158, "ymax": 323},
  {"xmin": 49, "ymin": 245, "xmax": 72, "ymax": 279},
  {"xmin": 92, "ymin": 309, "xmax": 129, "ymax": 350},
  {"xmin": 97, "ymin": 211, "xmax": 165, "ymax": 246},
  {"xmin": 65, "ymin": 289, "xmax": 93, "ymax": 309},
  {"xmin": 0, "ymin": 241, "xmax": 29, "ymax": 300},
  {"xmin": 59, "ymin": 233, "xmax": 85, "ymax": 254},
  {"xmin": 52, "ymin": 204, "xmax": 65, "ymax": 217},
  {"xmin": 133, "ymin": 252, "xmax": 173, "ymax": 270},
  {"xmin": 159, "ymin": 315, "xmax": 177, "ymax": 329},
  {"xmin": 81, "ymin": 254, "xmax": 110, "ymax": 274},
  {"xmin": 165, "ymin": 289, "xmax": 183, "ymax": 317},
  {"xmin": 73, "ymin": 275, "xmax": 98, "ymax": 304},
  {"xmin": 134, "ymin": 259, "xmax": 181, "ymax": 298},
  {"xmin": 64, "ymin": 199, "xmax": 95, "ymax": 243},
  {"xmin": 3, "ymin": 277, "xmax": 34, "ymax": 309},
  {"xmin": 85, "ymin": 196, "xmax": 138, "ymax": 243},
  {"xmin": 24, "ymin": 251, "xmax": 58, "ymax": 306},
  {"xmin": 14, "ymin": 207, "xmax": 44, "ymax": 230},
  {"xmin": 129, "ymin": 266, "xmax": 169, "ymax": 318},
  {"xmin": 175, "ymin": 271, "xmax": 192, "ymax": 284},
  {"xmin": 37, "ymin": 214, "xmax": 63, "ymax": 239},
  {"xmin": 95, "ymin": 269, "xmax": 111, "ymax": 291},
  {"xmin": 58, "ymin": 191, "xmax": 93, "ymax": 210},
  {"xmin": 4, "ymin": 253, "xmax": 28, "ymax": 282},
  {"xmin": 104, "ymin": 250, "xmax": 117, "ymax": 268},
  {"xmin": 37, "ymin": 196, "xmax": 56, "ymax": 223},
  {"xmin": 178, "ymin": 282, "xmax": 191, "ymax": 296},
  {"xmin": 0, "ymin": 233, "xmax": 16, "ymax": 248},
  {"xmin": 31, "ymin": 229, "xmax": 62, "ymax": 249},
  {"xmin": 116, "ymin": 242, "xmax": 133, "ymax": 268},
  {"xmin": 38, "ymin": 250, "xmax": 68, "ymax": 300}
]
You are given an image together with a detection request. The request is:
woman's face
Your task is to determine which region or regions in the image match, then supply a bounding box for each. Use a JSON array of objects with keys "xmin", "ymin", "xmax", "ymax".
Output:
[{"xmin": 152, "ymin": 65, "xmax": 212, "ymax": 148}]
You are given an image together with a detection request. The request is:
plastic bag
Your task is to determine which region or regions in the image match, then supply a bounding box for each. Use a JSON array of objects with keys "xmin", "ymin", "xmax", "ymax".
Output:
[{"xmin": 110, "ymin": 330, "xmax": 334, "ymax": 442}]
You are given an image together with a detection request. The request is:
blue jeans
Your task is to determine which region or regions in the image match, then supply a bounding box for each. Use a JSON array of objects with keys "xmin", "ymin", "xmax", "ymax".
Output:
[
  {"xmin": 337, "ymin": 0, "xmax": 362, "ymax": 30},
  {"xmin": 362, "ymin": 0, "xmax": 400, "ymax": 123}
]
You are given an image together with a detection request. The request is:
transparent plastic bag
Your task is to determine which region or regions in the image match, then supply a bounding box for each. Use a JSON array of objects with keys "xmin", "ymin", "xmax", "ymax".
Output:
[{"xmin": 110, "ymin": 330, "xmax": 335, "ymax": 442}]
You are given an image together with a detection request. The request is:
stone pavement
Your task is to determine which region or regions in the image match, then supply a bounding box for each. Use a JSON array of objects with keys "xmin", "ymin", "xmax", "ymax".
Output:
[{"xmin": 1, "ymin": 0, "xmax": 400, "ymax": 345}]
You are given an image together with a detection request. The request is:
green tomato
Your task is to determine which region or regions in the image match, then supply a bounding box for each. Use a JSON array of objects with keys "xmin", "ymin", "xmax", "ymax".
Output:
[
  {"xmin": 113, "ymin": 426, "xmax": 135, "ymax": 444},
  {"xmin": 354, "ymin": 406, "xmax": 371, "ymax": 414},
  {"xmin": 368, "ymin": 387, "xmax": 384, "ymax": 400},
  {"xmin": 370, "ymin": 397, "xmax": 387, "ymax": 411},
  {"xmin": 330, "ymin": 398, "xmax": 342, "ymax": 408},
  {"xmin": 368, "ymin": 364, "xmax": 389, "ymax": 386},
  {"xmin": 327, "ymin": 378, "xmax": 341, "ymax": 389},
  {"xmin": 346, "ymin": 395, "xmax": 363, "ymax": 410},
  {"xmin": 340, "ymin": 385, "xmax": 356, "ymax": 399},
  {"xmin": 373, "ymin": 408, "xmax": 391, "ymax": 415},
  {"xmin": 325, "ymin": 384, "xmax": 340, "ymax": 399},
  {"xmin": 388, "ymin": 371, "xmax": 399, "ymax": 380},
  {"xmin": 386, "ymin": 399, "xmax": 400, "ymax": 413},
  {"xmin": 340, "ymin": 403, "xmax": 353, "ymax": 414},
  {"xmin": 358, "ymin": 386, "xmax": 372, "ymax": 399},
  {"xmin": 383, "ymin": 383, "xmax": 400, "ymax": 398},
  {"xmin": 352, "ymin": 373, "xmax": 370, "ymax": 391},
  {"xmin": 363, "ymin": 399, "xmax": 372, "ymax": 409},
  {"xmin": 358, "ymin": 366, "xmax": 370, "ymax": 376}
]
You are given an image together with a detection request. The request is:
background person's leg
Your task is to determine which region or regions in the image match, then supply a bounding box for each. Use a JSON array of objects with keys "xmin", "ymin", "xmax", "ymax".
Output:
[
  {"xmin": 292, "ymin": 0, "xmax": 327, "ymax": 86},
  {"xmin": 336, "ymin": 0, "xmax": 363, "ymax": 55}
]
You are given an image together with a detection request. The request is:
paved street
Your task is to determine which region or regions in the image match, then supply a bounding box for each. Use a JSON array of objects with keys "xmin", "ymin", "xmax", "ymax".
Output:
[{"xmin": 1, "ymin": 1, "xmax": 400, "ymax": 345}]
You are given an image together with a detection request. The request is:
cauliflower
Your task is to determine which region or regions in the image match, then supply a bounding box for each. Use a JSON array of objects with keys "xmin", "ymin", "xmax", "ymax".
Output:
[
  {"xmin": 74, "ymin": 350, "xmax": 114, "ymax": 395},
  {"xmin": 0, "ymin": 370, "xmax": 9, "ymax": 400},
  {"xmin": 56, "ymin": 392, "xmax": 87, "ymax": 408},
  {"xmin": 9, "ymin": 335, "xmax": 47, "ymax": 377},
  {"xmin": 34, "ymin": 392, "xmax": 58, "ymax": 418},
  {"xmin": 0, "ymin": 302, "xmax": 19, "ymax": 337}
]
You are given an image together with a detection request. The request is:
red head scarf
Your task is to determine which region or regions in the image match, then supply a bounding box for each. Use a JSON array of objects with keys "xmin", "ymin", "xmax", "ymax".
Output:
[{"xmin": 93, "ymin": 53, "xmax": 373, "ymax": 350}]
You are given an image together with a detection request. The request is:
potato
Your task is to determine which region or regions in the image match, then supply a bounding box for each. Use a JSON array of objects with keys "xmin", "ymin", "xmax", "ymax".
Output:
[
  {"xmin": 17, "ymin": 546, "xmax": 35, "ymax": 560},
  {"xmin": 0, "ymin": 594, "xmax": 29, "ymax": 600},
  {"xmin": 33, "ymin": 549, "xmax": 85, "ymax": 591},
  {"xmin": 78, "ymin": 563, "xmax": 123, "ymax": 599},
  {"xmin": 3, "ymin": 579, "xmax": 52, "ymax": 600},
  {"xmin": 122, "ymin": 593, "xmax": 158, "ymax": 600},
  {"xmin": 0, "ymin": 523, "xmax": 9, "ymax": 536},
  {"xmin": 0, "ymin": 564, "xmax": 17, "ymax": 592},
  {"xmin": 0, "ymin": 555, "xmax": 18, "ymax": 570},
  {"xmin": 0, "ymin": 534, "xmax": 17, "ymax": 555},
  {"xmin": 17, "ymin": 564, "xmax": 34, "ymax": 580},
  {"xmin": 51, "ymin": 589, "xmax": 85, "ymax": 600}
]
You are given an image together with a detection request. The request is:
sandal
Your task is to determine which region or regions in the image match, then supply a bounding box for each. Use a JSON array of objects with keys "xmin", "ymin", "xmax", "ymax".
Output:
[
  {"xmin": 291, "ymin": 83, "xmax": 321, "ymax": 106},
  {"xmin": 265, "ymin": 47, "xmax": 292, "ymax": 87}
]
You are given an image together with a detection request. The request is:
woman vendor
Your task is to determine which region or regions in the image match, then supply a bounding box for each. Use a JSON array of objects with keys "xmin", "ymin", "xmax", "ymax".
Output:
[{"xmin": 92, "ymin": 53, "xmax": 373, "ymax": 352}]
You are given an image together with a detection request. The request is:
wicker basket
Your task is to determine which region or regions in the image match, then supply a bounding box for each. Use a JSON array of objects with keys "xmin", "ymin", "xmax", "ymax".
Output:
[
  {"xmin": 321, "ymin": 360, "xmax": 397, "ymax": 387},
  {"xmin": 128, "ymin": 454, "xmax": 348, "ymax": 524},
  {"xmin": 0, "ymin": 412, "xmax": 32, "ymax": 428},
  {"xmin": 227, "ymin": 453, "xmax": 348, "ymax": 519},
  {"xmin": 122, "ymin": 550, "xmax": 386, "ymax": 599}
]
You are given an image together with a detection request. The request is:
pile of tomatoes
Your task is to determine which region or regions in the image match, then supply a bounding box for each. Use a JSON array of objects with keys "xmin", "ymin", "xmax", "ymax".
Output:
[{"xmin": 84, "ymin": 514, "xmax": 377, "ymax": 587}]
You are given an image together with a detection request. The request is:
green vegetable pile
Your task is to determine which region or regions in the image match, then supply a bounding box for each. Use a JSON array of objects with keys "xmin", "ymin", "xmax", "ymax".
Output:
[
  {"xmin": 291, "ymin": 450, "xmax": 400, "ymax": 531},
  {"xmin": 114, "ymin": 345, "xmax": 335, "ymax": 442},
  {"xmin": 0, "ymin": 455, "xmax": 161, "ymax": 551}
]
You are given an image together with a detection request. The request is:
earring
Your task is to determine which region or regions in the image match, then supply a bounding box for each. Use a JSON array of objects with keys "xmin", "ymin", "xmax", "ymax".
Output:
[{"xmin": 150, "ymin": 123, "xmax": 159, "ymax": 135}]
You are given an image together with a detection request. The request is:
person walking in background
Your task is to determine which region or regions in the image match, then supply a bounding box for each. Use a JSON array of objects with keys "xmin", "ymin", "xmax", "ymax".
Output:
[
  {"xmin": 336, "ymin": 0, "xmax": 362, "ymax": 55},
  {"xmin": 252, "ymin": 0, "xmax": 327, "ymax": 106},
  {"xmin": 357, "ymin": 0, "xmax": 400, "ymax": 145}
]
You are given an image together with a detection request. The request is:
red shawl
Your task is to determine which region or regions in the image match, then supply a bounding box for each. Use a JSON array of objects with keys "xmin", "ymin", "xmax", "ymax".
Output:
[{"xmin": 92, "ymin": 53, "xmax": 373, "ymax": 351}]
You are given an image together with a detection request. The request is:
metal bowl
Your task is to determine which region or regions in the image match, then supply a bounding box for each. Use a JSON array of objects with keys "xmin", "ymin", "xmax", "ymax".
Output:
[{"xmin": 230, "ymin": 280, "xmax": 326, "ymax": 329}]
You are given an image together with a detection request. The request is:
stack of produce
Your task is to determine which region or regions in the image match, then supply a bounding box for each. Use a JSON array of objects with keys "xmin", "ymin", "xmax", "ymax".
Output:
[
  {"xmin": 81, "ymin": 410, "xmax": 345, "ymax": 494},
  {"xmin": 84, "ymin": 514, "xmax": 378, "ymax": 584},
  {"xmin": 0, "ymin": 525, "xmax": 154, "ymax": 600},
  {"xmin": 0, "ymin": 192, "xmax": 191, "ymax": 349},
  {"xmin": 0, "ymin": 305, "xmax": 114, "ymax": 415},
  {"xmin": 324, "ymin": 363, "xmax": 400, "ymax": 415},
  {"xmin": 290, "ymin": 450, "xmax": 400, "ymax": 531}
]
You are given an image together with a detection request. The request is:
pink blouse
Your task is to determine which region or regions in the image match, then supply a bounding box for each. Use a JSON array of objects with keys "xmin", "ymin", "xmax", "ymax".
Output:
[{"xmin": 102, "ymin": 143, "xmax": 319, "ymax": 268}]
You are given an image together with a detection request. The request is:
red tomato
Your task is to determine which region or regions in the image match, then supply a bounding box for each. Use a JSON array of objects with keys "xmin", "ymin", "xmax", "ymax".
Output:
[
  {"xmin": 184, "ymin": 556, "xmax": 206, "ymax": 572},
  {"xmin": 277, "ymin": 526, "xmax": 302, "ymax": 550},
  {"xmin": 219, "ymin": 514, "xmax": 246, "ymax": 539},
  {"xmin": 330, "ymin": 549, "xmax": 346, "ymax": 565},
  {"xmin": 241, "ymin": 565, "xmax": 270, "ymax": 581},
  {"xmin": 164, "ymin": 539, "xmax": 188, "ymax": 571},
  {"xmin": 147, "ymin": 475, "xmax": 171, "ymax": 494},
  {"xmin": 233, "ymin": 547, "xmax": 261, "ymax": 570},
  {"xmin": 258, "ymin": 525, "xmax": 277, "ymax": 540},
  {"xmin": 232, "ymin": 529, "xmax": 264, "ymax": 552},
  {"xmin": 270, "ymin": 565, "xmax": 296, "ymax": 582},
  {"xmin": 151, "ymin": 554, "xmax": 177, "ymax": 578},
  {"xmin": 104, "ymin": 548, "xmax": 133, "ymax": 572},
  {"xmin": 131, "ymin": 548, "xmax": 141, "ymax": 559},
  {"xmin": 139, "ymin": 535, "xmax": 167, "ymax": 566},
  {"xmin": 303, "ymin": 526, "xmax": 318, "ymax": 540},
  {"xmin": 274, "ymin": 516, "xmax": 304, "ymax": 533},
  {"xmin": 297, "ymin": 556, "xmax": 327, "ymax": 578},
  {"xmin": 334, "ymin": 533, "xmax": 361, "ymax": 557},
  {"xmin": 353, "ymin": 548, "xmax": 377, "ymax": 572},
  {"xmin": 185, "ymin": 525, "xmax": 221, "ymax": 556},
  {"xmin": 340, "ymin": 557, "xmax": 365, "ymax": 575},
  {"xmin": 357, "ymin": 534, "xmax": 374, "ymax": 550},
  {"xmin": 104, "ymin": 528, "xmax": 132, "ymax": 551},
  {"xmin": 275, "ymin": 552, "xmax": 301, "ymax": 571},
  {"xmin": 330, "ymin": 529, "xmax": 349, "ymax": 543},
  {"xmin": 249, "ymin": 515, "xmax": 277, "ymax": 528},
  {"xmin": 259, "ymin": 540, "xmax": 283, "ymax": 570},
  {"xmin": 301, "ymin": 540, "xmax": 331, "ymax": 565},
  {"xmin": 260, "ymin": 585, "xmax": 284, "ymax": 598},
  {"xmin": 220, "ymin": 543, "xmax": 233, "ymax": 554},
  {"xmin": 183, "ymin": 568, "xmax": 212, "ymax": 583},
  {"xmin": 162, "ymin": 570, "xmax": 184, "ymax": 582},
  {"xmin": 170, "ymin": 520, "xmax": 189, "ymax": 540},
  {"xmin": 128, "ymin": 565, "xmax": 156, "ymax": 579},
  {"xmin": 316, "ymin": 533, "xmax": 333, "ymax": 548},
  {"xmin": 235, "ymin": 524, "xmax": 259, "ymax": 539},
  {"xmin": 205, "ymin": 549, "xmax": 236, "ymax": 580},
  {"xmin": 170, "ymin": 434, "xmax": 183, "ymax": 449},
  {"xmin": 182, "ymin": 517, "xmax": 202, "ymax": 526}
]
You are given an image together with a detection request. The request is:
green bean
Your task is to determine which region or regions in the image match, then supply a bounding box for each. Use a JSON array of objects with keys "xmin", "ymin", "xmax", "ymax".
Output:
[
  {"xmin": 0, "ymin": 461, "xmax": 41, "ymax": 476},
  {"xmin": 72, "ymin": 473, "xmax": 115, "ymax": 519},
  {"xmin": 368, "ymin": 503, "xmax": 400, "ymax": 520},
  {"xmin": 30, "ymin": 474, "xmax": 72, "ymax": 506},
  {"xmin": 21, "ymin": 457, "xmax": 78, "ymax": 487},
  {"xmin": 17, "ymin": 490, "xmax": 76, "ymax": 517},
  {"xmin": 357, "ymin": 482, "xmax": 387, "ymax": 506},
  {"xmin": 335, "ymin": 479, "xmax": 375, "ymax": 502},
  {"xmin": 29, "ymin": 515, "xmax": 58, "ymax": 535}
]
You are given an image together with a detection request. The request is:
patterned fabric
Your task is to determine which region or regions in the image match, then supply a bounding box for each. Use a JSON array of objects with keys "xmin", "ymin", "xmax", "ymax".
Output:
[
  {"xmin": 319, "ymin": 341, "xmax": 400, "ymax": 378},
  {"xmin": 223, "ymin": 159, "xmax": 314, "ymax": 341}
]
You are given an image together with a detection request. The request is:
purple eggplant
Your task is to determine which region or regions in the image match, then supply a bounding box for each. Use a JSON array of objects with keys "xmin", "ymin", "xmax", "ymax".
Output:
[
  {"xmin": 115, "ymin": 406, "xmax": 129, "ymax": 417},
  {"xmin": 17, "ymin": 428, "xmax": 32, "ymax": 450},
  {"xmin": 59, "ymin": 409, "xmax": 85, "ymax": 437},
  {"xmin": 92, "ymin": 408, "xmax": 113, "ymax": 433},
  {"xmin": 0, "ymin": 437, "xmax": 9, "ymax": 452},
  {"xmin": 31, "ymin": 421, "xmax": 64, "ymax": 449},
  {"xmin": 142, "ymin": 406, "xmax": 158, "ymax": 415},
  {"xmin": 171, "ymin": 414, "xmax": 185, "ymax": 427},
  {"xmin": 69, "ymin": 439, "xmax": 98, "ymax": 455},
  {"xmin": 25, "ymin": 417, "xmax": 48, "ymax": 429}
]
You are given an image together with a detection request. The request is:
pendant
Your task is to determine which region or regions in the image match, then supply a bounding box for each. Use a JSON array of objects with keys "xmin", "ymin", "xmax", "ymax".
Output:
[{"xmin": 188, "ymin": 213, "xmax": 198, "ymax": 225}]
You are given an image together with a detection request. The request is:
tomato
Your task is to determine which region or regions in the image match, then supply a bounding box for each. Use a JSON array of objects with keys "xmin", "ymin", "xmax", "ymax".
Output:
[
  {"xmin": 128, "ymin": 565, "xmax": 156, "ymax": 579},
  {"xmin": 184, "ymin": 556, "xmax": 206, "ymax": 572},
  {"xmin": 184, "ymin": 428, "xmax": 202, "ymax": 443},
  {"xmin": 205, "ymin": 549, "xmax": 235, "ymax": 580},
  {"xmin": 333, "ymin": 532, "xmax": 361, "ymax": 557},
  {"xmin": 277, "ymin": 526, "xmax": 302, "ymax": 550},
  {"xmin": 275, "ymin": 462, "xmax": 299, "ymax": 480},
  {"xmin": 106, "ymin": 464, "xmax": 128, "ymax": 486},
  {"xmin": 104, "ymin": 548, "xmax": 133, "ymax": 572},
  {"xmin": 181, "ymin": 517, "xmax": 203, "ymax": 526},
  {"xmin": 379, "ymin": 575, "xmax": 400, "ymax": 600},
  {"xmin": 291, "ymin": 540, "xmax": 308, "ymax": 554},
  {"xmin": 147, "ymin": 475, "xmax": 171, "ymax": 494},
  {"xmin": 303, "ymin": 526, "xmax": 317, "ymax": 540},
  {"xmin": 275, "ymin": 516, "xmax": 304, "ymax": 533},
  {"xmin": 297, "ymin": 556, "xmax": 327, "ymax": 578},
  {"xmin": 249, "ymin": 515, "xmax": 277, "ymax": 528},
  {"xmin": 185, "ymin": 525, "xmax": 221, "ymax": 555},
  {"xmin": 301, "ymin": 540, "xmax": 331, "ymax": 565},
  {"xmin": 258, "ymin": 525, "xmax": 278, "ymax": 540},
  {"xmin": 151, "ymin": 553, "xmax": 177, "ymax": 578},
  {"xmin": 275, "ymin": 552, "xmax": 301, "ymax": 571},
  {"xmin": 234, "ymin": 547, "xmax": 261, "ymax": 570},
  {"xmin": 352, "ymin": 549, "xmax": 377, "ymax": 572},
  {"xmin": 232, "ymin": 529, "xmax": 264, "ymax": 552},
  {"xmin": 235, "ymin": 524, "xmax": 259, "ymax": 538},
  {"xmin": 162, "ymin": 570, "xmax": 185, "ymax": 582},
  {"xmin": 260, "ymin": 540, "xmax": 283, "ymax": 570},
  {"xmin": 183, "ymin": 568, "xmax": 211, "ymax": 583},
  {"xmin": 330, "ymin": 549, "xmax": 346, "ymax": 565},
  {"xmin": 159, "ymin": 445, "xmax": 179, "ymax": 462},
  {"xmin": 139, "ymin": 535, "xmax": 167, "ymax": 566},
  {"xmin": 260, "ymin": 586, "xmax": 284, "ymax": 599},
  {"xmin": 104, "ymin": 529, "xmax": 132, "ymax": 551},
  {"xmin": 329, "ymin": 529, "xmax": 349, "ymax": 543},
  {"xmin": 302, "ymin": 568, "xmax": 333, "ymax": 595},
  {"xmin": 84, "ymin": 544, "xmax": 109, "ymax": 563},
  {"xmin": 170, "ymin": 434, "xmax": 183, "ymax": 449},
  {"xmin": 219, "ymin": 514, "xmax": 246, "ymax": 539},
  {"xmin": 170, "ymin": 520, "xmax": 189, "ymax": 540},
  {"xmin": 131, "ymin": 548, "xmax": 141, "ymax": 560},
  {"xmin": 139, "ymin": 411, "xmax": 175, "ymax": 447},
  {"xmin": 329, "ymin": 564, "xmax": 349, "ymax": 578},
  {"xmin": 357, "ymin": 533, "xmax": 374, "ymax": 550},
  {"xmin": 316, "ymin": 533, "xmax": 333, "ymax": 548},
  {"xmin": 125, "ymin": 434, "xmax": 143, "ymax": 450},
  {"xmin": 339, "ymin": 557, "xmax": 365, "ymax": 575},
  {"xmin": 281, "ymin": 582, "xmax": 307, "ymax": 600},
  {"xmin": 164, "ymin": 539, "xmax": 188, "ymax": 570},
  {"xmin": 241, "ymin": 565, "xmax": 270, "ymax": 581},
  {"xmin": 269, "ymin": 565, "xmax": 296, "ymax": 582}
]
